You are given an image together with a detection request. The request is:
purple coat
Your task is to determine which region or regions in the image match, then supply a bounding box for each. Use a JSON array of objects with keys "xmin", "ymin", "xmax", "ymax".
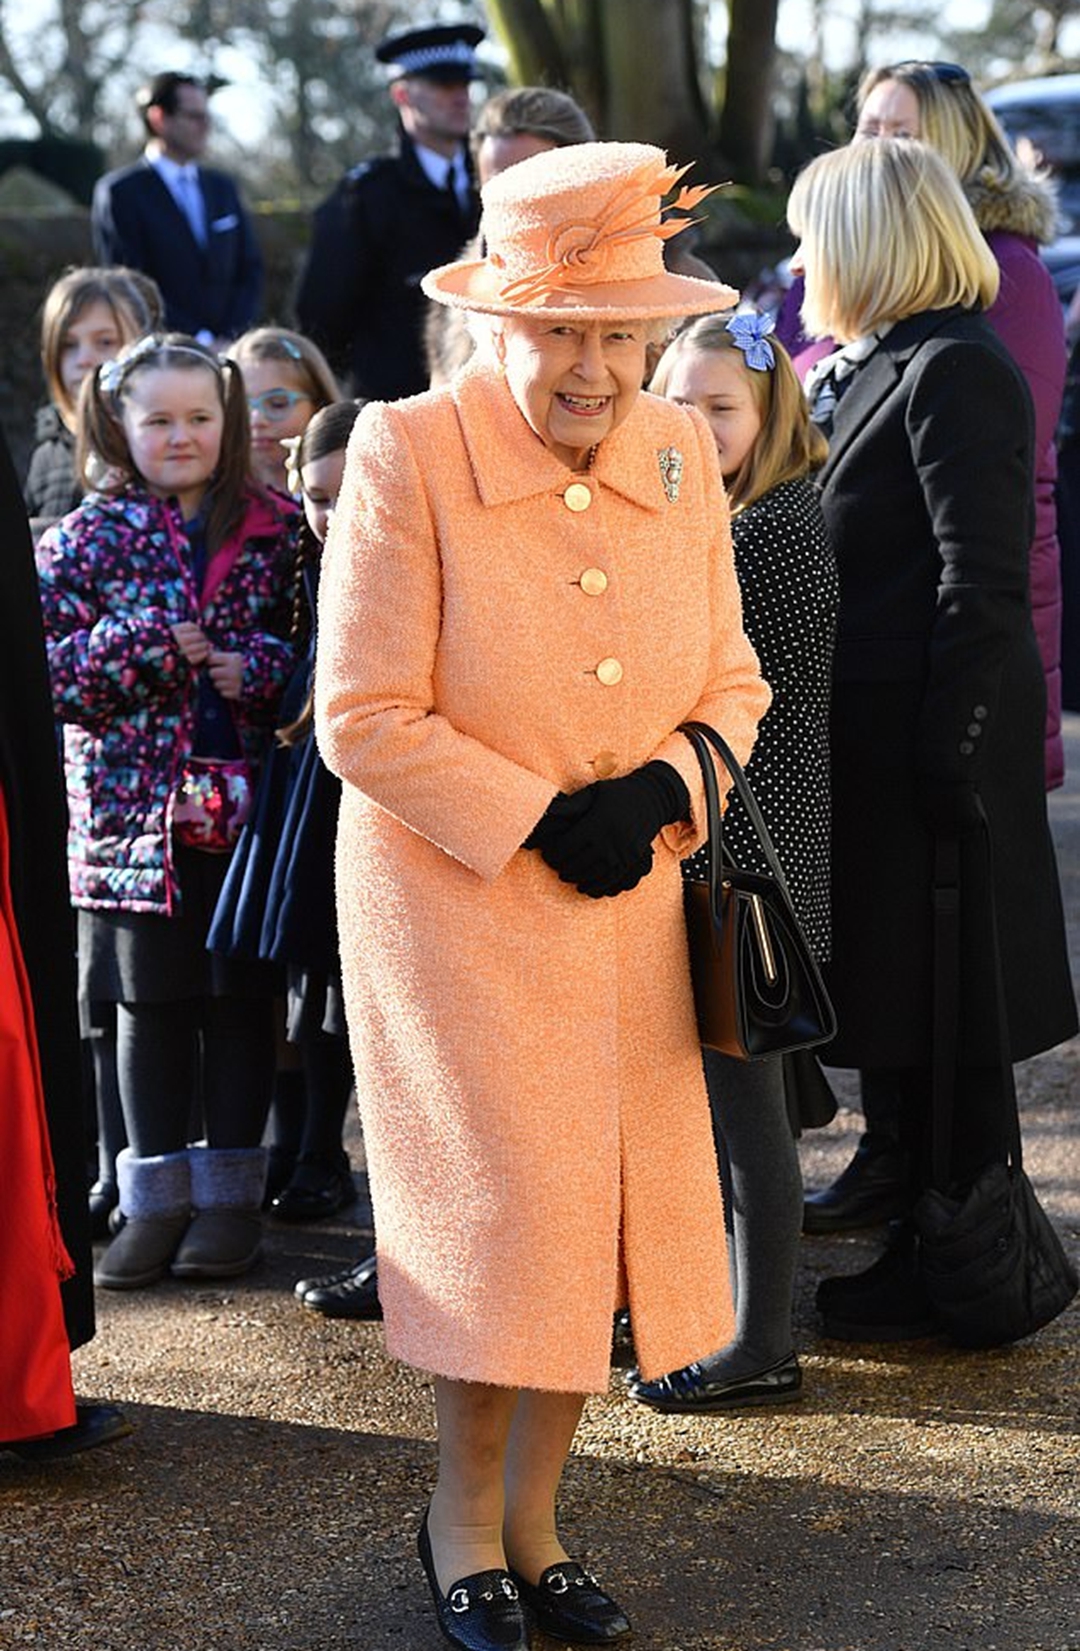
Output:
[
  {"xmin": 780, "ymin": 171, "xmax": 1066, "ymax": 788},
  {"xmin": 36, "ymin": 485, "xmax": 297, "ymax": 914}
]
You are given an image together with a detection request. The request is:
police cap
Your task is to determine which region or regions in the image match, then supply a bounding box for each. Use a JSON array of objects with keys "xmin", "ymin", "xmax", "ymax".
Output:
[{"xmin": 375, "ymin": 22, "xmax": 485, "ymax": 83}]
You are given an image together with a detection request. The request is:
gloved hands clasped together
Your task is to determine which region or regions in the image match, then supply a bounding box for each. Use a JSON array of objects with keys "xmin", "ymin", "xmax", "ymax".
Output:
[{"xmin": 525, "ymin": 761, "xmax": 690, "ymax": 898}]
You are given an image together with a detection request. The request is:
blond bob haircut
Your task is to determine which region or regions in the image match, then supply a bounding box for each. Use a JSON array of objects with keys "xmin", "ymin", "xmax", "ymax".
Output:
[
  {"xmin": 788, "ymin": 140, "xmax": 999, "ymax": 343},
  {"xmin": 649, "ymin": 312, "xmax": 827, "ymax": 512},
  {"xmin": 856, "ymin": 63, "xmax": 1025, "ymax": 196}
]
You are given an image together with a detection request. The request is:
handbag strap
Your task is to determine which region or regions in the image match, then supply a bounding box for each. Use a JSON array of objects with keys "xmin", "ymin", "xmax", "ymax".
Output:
[
  {"xmin": 678, "ymin": 720, "xmax": 796, "ymax": 923},
  {"xmin": 930, "ymin": 816, "xmax": 1023, "ymax": 1192}
]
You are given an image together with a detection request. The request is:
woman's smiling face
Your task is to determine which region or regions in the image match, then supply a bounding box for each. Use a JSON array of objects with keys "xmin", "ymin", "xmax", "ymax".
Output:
[{"xmin": 498, "ymin": 315, "xmax": 648, "ymax": 471}]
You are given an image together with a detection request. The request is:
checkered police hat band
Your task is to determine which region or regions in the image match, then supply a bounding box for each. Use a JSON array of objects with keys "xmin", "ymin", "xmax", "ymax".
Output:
[{"xmin": 395, "ymin": 42, "xmax": 475, "ymax": 73}]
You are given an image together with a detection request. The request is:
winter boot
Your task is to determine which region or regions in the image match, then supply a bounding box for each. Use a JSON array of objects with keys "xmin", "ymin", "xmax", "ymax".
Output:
[
  {"xmin": 171, "ymin": 1145, "xmax": 268, "ymax": 1279},
  {"xmin": 93, "ymin": 1148, "xmax": 191, "ymax": 1290},
  {"xmin": 803, "ymin": 1069, "xmax": 913, "ymax": 1233}
]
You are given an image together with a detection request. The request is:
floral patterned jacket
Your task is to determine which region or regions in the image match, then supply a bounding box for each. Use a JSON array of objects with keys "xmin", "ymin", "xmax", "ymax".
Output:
[{"xmin": 36, "ymin": 484, "xmax": 297, "ymax": 914}]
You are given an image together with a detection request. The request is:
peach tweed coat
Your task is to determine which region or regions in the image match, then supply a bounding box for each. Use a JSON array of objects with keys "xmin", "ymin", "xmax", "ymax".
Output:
[{"xmin": 315, "ymin": 360, "xmax": 770, "ymax": 1392}]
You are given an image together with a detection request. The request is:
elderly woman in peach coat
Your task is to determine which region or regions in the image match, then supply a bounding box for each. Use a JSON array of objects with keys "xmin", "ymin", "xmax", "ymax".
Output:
[{"xmin": 315, "ymin": 142, "xmax": 769, "ymax": 1651}]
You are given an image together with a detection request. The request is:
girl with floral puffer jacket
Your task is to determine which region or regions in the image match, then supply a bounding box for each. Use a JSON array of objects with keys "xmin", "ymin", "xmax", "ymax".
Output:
[
  {"xmin": 37, "ymin": 482, "xmax": 296, "ymax": 913},
  {"xmin": 35, "ymin": 333, "xmax": 298, "ymax": 1295}
]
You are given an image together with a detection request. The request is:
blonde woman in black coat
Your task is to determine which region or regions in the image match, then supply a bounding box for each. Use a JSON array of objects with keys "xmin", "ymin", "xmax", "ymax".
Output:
[{"xmin": 788, "ymin": 139, "xmax": 1077, "ymax": 1340}]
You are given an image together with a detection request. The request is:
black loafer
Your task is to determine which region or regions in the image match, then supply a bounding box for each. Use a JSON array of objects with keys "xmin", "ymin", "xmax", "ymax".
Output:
[
  {"xmin": 295, "ymin": 1253, "xmax": 381, "ymax": 1319},
  {"xmin": 417, "ymin": 1510, "xmax": 528, "ymax": 1651},
  {"xmin": 628, "ymin": 1353, "xmax": 802, "ymax": 1414},
  {"xmin": 1, "ymin": 1402, "xmax": 135, "ymax": 1462},
  {"xmin": 511, "ymin": 1561, "xmax": 632, "ymax": 1645}
]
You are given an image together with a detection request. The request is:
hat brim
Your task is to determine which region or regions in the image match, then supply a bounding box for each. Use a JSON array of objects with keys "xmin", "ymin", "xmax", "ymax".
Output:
[{"xmin": 421, "ymin": 257, "xmax": 739, "ymax": 320}]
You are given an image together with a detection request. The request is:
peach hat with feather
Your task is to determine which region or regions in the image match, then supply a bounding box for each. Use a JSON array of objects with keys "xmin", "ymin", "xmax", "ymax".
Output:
[{"xmin": 422, "ymin": 140, "xmax": 738, "ymax": 320}]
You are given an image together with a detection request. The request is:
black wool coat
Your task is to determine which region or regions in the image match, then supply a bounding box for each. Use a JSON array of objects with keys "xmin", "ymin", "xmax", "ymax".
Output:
[
  {"xmin": 294, "ymin": 131, "xmax": 479, "ymax": 401},
  {"xmin": 818, "ymin": 307, "xmax": 1076, "ymax": 1068}
]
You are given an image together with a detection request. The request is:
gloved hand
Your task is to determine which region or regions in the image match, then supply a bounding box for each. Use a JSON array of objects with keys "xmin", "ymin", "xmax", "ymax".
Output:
[{"xmin": 527, "ymin": 761, "xmax": 690, "ymax": 898}]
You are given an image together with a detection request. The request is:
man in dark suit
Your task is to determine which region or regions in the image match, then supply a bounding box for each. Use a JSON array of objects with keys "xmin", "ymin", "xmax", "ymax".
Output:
[
  {"xmin": 91, "ymin": 72, "xmax": 263, "ymax": 348},
  {"xmin": 295, "ymin": 22, "xmax": 484, "ymax": 400}
]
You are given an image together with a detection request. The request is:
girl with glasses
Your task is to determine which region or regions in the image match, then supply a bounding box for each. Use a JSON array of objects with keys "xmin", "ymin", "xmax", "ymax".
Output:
[{"xmin": 232, "ymin": 327, "xmax": 340, "ymax": 496}]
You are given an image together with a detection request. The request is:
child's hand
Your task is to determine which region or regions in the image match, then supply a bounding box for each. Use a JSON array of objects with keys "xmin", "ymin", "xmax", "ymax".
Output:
[
  {"xmin": 171, "ymin": 621, "xmax": 211, "ymax": 666},
  {"xmin": 206, "ymin": 649, "xmax": 244, "ymax": 700}
]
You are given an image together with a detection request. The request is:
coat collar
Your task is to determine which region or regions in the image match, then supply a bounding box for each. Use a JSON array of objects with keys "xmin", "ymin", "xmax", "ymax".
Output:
[
  {"xmin": 818, "ymin": 307, "xmax": 972, "ymax": 487},
  {"xmin": 452, "ymin": 362, "xmax": 669, "ymax": 513}
]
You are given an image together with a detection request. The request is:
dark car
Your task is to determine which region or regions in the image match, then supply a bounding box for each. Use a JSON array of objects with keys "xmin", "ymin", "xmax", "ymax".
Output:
[{"xmin": 987, "ymin": 74, "xmax": 1080, "ymax": 304}]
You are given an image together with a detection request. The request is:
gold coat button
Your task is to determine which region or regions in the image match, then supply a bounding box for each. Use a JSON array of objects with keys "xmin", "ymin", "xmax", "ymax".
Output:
[
  {"xmin": 563, "ymin": 482, "xmax": 592, "ymax": 512},
  {"xmin": 596, "ymin": 657, "xmax": 623, "ymax": 686},
  {"xmin": 579, "ymin": 566, "xmax": 608, "ymax": 596},
  {"xmin": 593, "ymin": 750, "xmax": 619, "ymax": 779}
]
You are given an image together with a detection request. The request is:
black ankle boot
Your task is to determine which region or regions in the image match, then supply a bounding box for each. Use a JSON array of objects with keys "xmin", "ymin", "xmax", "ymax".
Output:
[{"xmin": 803, "ymin": 1135, "xmax": 912, "ymax": 1233}]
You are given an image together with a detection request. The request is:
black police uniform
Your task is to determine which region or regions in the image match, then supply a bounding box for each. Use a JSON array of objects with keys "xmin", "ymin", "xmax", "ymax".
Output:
[{"xmin": 295, "ymin": 134, "xmax": 479, "ymax": 402}]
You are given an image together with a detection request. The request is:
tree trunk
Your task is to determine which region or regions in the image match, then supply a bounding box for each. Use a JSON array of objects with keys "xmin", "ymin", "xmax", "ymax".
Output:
[
  {"xmin": 482, "ymin": 0, "xmax": 568, "ymax": 88},
  {"xmin": 601, "ymin": 0, "xmax": 711, "ymax": 161},
  {"xmin": 718, "ymin": 0, "xmax": 780, "ymax": 182}
]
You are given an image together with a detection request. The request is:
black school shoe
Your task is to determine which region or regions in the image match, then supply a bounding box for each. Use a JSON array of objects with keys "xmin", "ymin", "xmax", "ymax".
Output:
[
  {"xmin": 271, "ymin": 1151, "xmax": 357, "ymax": 1222},
  {"xmin": 417, "ymin": 1509, "xmax": 528, "ymax": 1651},
  {"xmin": 628, "ymin": 1352, "xmax": 802, "ymax": 1413},
  {"xmin": 816, "ymin": 1222, "xmax": 940, "ymax": 1341},
  {"xmin": 1, "ymin": 1402, "xmax": 135, "ymax": 1462},
  {"xmin": 295, "ymin": 1253, "xmax": 381, "ymax": 1319},
  {"xmin": 511, "ymin": 1562, "xmax": 632, "ymax": 1645}
]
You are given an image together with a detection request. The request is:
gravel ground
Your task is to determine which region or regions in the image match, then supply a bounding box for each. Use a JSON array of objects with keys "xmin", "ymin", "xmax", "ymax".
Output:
[{"xmin": 4, "ymin": 723, "xmax": 1080, "ymax": 1651}]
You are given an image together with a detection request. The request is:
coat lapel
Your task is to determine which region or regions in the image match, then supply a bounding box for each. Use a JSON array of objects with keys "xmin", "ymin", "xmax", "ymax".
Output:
[
  {"xmin": 818, "ymin": 309, "xmax": 970, "ymax": 489},
  {"xmin": 453, "ymin": 363, "xmax": 667, "ymax": 513}
]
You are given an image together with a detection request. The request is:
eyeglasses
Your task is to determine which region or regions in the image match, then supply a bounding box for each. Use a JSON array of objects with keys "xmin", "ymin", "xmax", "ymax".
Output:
[
  {"xmin": 889, "ymin": 61, "xmax": 971, "ymax": 85},
  {"xmin": 247, "ymin": 389, "xmax": 313, "ymax": 422}
]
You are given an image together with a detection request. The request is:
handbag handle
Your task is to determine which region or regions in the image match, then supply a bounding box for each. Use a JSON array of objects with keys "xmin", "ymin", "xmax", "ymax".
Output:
[{"xmin": 678, "ymin": 719, "xmax": 796, "ymax": 924}]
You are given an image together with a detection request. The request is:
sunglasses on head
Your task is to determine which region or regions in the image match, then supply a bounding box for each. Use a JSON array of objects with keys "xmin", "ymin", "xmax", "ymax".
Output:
[{"xmin": 890, "ymin": 60, "xmax": 971, "ymax": 85}]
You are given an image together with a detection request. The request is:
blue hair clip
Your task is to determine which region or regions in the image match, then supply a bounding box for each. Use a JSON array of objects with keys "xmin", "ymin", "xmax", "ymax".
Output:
[{"xmin": 726, "ymin": 311, "xmax": 776, "ymax": 372}]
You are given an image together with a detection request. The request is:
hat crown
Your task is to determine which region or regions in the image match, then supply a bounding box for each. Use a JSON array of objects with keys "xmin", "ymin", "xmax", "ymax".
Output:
[
  {"xmin": 375, "ymin": 21, "xmax": 484, "ymax": 79},
  {"xmin": 479, "ymin": 142, "xmax": 714, "ymax": 308},
  {"xmin": 420, "ymin": 139, "xmax": 738, "ymax": 321}
]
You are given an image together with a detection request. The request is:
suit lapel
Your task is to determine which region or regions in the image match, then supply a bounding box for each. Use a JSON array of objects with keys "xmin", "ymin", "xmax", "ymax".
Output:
[{"xmin": 141, "ymin": 156, "xmax": 208, "ymax": 258}]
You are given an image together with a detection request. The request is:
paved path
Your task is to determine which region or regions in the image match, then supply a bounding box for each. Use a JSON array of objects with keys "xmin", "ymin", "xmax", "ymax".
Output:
[{"xmin": 3, "ymin": 725, "xmax": 1079, "ymax": 1651}]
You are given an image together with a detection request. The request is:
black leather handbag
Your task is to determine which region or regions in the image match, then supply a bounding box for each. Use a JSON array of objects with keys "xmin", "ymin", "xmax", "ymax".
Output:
[
  {"xmin": 677, "ymin": 720, "xmax": 836, "ymax": 1061},
  {"xmin": 913, "ymin": 832, "xmax": 1078, "ymax": 1347}
]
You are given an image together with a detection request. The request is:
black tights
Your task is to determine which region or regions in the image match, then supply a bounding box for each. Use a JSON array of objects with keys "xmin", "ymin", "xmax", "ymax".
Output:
[{"xmin": 116, "ymin": 996, "xmax": 276, "ymax": 1157}]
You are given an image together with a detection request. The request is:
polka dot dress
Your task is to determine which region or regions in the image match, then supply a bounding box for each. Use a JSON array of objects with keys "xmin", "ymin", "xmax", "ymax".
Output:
[{"xmin": 683, "ymin": 476, "xmax": 837, "ymax": 962}]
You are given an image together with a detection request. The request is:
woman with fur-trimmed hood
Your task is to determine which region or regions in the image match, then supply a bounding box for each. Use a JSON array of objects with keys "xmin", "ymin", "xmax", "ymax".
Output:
[{"xmin": 779, "ymin": 62, "xmax": 1066, "ymax": 795}]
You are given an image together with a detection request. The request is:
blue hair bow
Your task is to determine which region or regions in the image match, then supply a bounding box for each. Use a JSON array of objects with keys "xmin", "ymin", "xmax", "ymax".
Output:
[{"xmin": 726, "ymin": 311, "xmax": 776, "ymax": 371}]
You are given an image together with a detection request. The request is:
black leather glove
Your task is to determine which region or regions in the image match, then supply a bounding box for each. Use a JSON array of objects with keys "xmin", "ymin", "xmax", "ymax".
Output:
[{"xmin": 528, "ymin": 761, "xmax": 690, "ymax": 898}]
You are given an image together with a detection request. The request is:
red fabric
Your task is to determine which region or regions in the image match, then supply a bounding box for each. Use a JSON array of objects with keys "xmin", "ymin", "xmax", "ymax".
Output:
[{"xmin": 0, "ymin": 785, "xmax": 76, "ymax": 1442}]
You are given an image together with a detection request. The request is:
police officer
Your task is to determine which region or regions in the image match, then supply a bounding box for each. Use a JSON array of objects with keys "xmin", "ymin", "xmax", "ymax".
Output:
[{"xmin": 294, "ymin": 22, "xmax": 484, "ymax": 400}]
